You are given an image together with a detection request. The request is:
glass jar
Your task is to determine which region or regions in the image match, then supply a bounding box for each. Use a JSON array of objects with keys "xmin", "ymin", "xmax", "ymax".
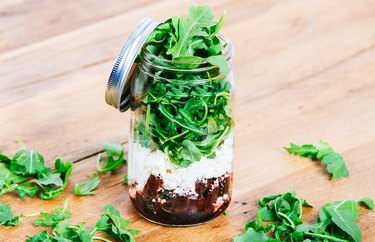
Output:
[{"xmin": 127, "ymin": 36, "xmax": 234, "ymax": 226}]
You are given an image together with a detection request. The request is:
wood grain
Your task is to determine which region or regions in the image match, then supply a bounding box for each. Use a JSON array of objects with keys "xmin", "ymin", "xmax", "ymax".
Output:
[{"xmin": 0, "ymin": 0, "xmax": 374, "ymax": 241}]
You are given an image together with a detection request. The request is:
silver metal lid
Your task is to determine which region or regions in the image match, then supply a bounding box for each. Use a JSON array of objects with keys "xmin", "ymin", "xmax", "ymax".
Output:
[{"xmin": 105, "ymin": 18, "xmax": 159, "ymax": 112}]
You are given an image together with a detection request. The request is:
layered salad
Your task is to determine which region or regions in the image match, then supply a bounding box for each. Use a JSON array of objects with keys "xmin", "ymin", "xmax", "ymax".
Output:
[{"xmin": 128, "ymin": 5, "xmax": 234, "ymax": 225}]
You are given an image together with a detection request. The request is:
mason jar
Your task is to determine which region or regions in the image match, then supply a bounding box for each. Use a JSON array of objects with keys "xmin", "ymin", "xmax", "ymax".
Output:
[{"xmin": 105, "ymin": 18, "xmax": 234, "ymax": 226}]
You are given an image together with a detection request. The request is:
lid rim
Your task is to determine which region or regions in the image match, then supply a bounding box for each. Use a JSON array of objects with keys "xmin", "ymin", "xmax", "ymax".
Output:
[{"xmin": 105, "ymin": 18, "xmax": 159, "ymax": 112}]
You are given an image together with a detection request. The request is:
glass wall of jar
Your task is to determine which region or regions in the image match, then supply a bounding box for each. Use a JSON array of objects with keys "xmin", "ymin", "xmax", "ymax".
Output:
[{"xmin": 127, "ymin": 37, "xmax": 234, "ymax": 226}]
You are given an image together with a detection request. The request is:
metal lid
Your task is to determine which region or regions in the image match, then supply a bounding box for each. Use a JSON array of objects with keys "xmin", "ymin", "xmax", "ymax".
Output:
[{"xmin": 105, "ymin": 18, "xmax": 159, "ymax": 112}]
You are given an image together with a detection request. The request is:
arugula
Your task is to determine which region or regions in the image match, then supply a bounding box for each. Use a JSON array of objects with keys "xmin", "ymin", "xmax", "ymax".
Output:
[
  {"xmin": 234, "ymin": 191, "xmax": 374, "ymax": 242},
  {"xmin": 96, "ymin": 204, "xmax": 140, "ymax": 242},
  {"xmin": 167, "ymin": 6, "xmax": 215, "ymax": 58},
  {"xmin": 0, "ymin": 144, "xmax": 73, "ymax": 200},
  {"xmin": 285, "ymin": 141, "xmax": 349, "ymax": 179},
  {"xmin": 97, "ymin": 143, "xmax": 126, "ymax": 173},
  {"xmin": 28, "ymin": 202, "xmax": 138, "ymax": 242},
  {"xmin": 34, "ymin": 200, "xmax": 71, "ymax": 227},
  {"xmin": 74, "ymin": 173, "xmax": 100, "ymax": 196},
  {"xmin": 15, "ymin": 181, "xmax": 39, "ymax": 199},
  {"xmin": 137, "ymin": 5, "xmax": 233, "ymax": 167},
  {"xmin": 38, "ymin": 158, "xmax": 73, "ymax": 200},
  {"xmin": 0, "ymin": 202, "xmax": 21, "ymax": 226}
]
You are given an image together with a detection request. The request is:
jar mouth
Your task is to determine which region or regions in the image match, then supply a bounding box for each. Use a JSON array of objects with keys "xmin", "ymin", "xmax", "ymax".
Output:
[{"xmin": 140, "ymin": 34, "xmax": 233, "ymax": 73}]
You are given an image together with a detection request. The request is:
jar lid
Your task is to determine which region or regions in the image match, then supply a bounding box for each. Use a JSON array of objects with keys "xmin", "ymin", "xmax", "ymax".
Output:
[{"xmin": 105, "ymin": 18, "xmax": 159, "ymax": 112}]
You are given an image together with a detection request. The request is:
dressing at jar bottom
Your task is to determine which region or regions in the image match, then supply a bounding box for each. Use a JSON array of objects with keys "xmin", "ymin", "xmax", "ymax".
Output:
[{"xmin": 129, "ymin": 173, "xmax": 232, "ymax": 226}]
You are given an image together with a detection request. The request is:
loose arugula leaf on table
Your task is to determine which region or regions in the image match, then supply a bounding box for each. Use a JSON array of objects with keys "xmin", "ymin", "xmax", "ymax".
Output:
[
  {"xmin": 356, "ymin": 197, "xmax": 375, "ymax": 209},
  {"xmin": 284, "ymin": 141, "xmax": 349, "ymax": 179},
  {"xmin": 74, "ymin": 173, "xmax": 100, "ymax": 196},
  {"xmin": 0, "ymin": 162, "xmax": 26, "ymax": 195},
  {"xmin": 0, "ymin": 152, "xmax": 11, "ymax": 162},
  {"xmin": 235, "ymin": 191, "xmax": 374, "ymax": 242},
  {"xmin": 29, "ymin": 202, "xmax": 138, "ymax": 242},
  {"xmin": 96, "ymin": 204, "xmax": 139, "ymax": 242},
  {"xmin": 30, "ymin": 200, "xmax": 92, "ymax": 242},
  {"xmin": 34, "ymin": 200, "xmax": 71, "ymax": 227},
  {"xmin": 0, "ymin": 202, "xmax": 21, "ymax": 226},
  {"xmin": 97, "ymin": 143, "xmax": 126, "ymax": 172},
  {"xmin": 234, "ymin": 228, "xmax": 270, "ymax": 242},
  {"xmin": 0, "ymin": 144, "xmax": 73, "ymax": 200},
  {"xmin": 26, "ymin": 230, "xmax": 50, "ymax": 242},
  {"xmin": 10, "ymin": 148, "xmax": 50, "ymax": 177},
  {"xmin": 38, "ymin": 158, "xmax": 73, "ymax": 200},
  {"xmin": 251, "ymin": 191, "xmax": 310, "ymax": 240},
  {"xmin": 15, "ymin": 181, "xmax": 39, "ymax": 199}
]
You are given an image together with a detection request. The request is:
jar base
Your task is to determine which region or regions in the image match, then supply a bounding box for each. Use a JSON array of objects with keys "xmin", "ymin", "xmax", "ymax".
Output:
[
  {"xmin": 129, "ymin": 173, "xmax": 232, "ymax": 226},
  {"xmin": 136, "ymin": 211, "xmax": 210, "ymax": 227}
]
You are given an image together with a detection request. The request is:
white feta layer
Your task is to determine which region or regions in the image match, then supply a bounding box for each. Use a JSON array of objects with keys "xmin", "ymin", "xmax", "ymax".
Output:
[{"xmin": 128, "ymin": 133, "xmax": 233, "ymax": 195}]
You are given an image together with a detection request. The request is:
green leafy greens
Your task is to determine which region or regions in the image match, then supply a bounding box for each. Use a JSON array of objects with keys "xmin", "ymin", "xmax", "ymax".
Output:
[
  {"xmin": 34, "ymin": 199, "xmax": 71, "ymax": 227},
  {"xmin": 135, "ymin": 5, "xmax": 233, "ymax": 167},
  {"xmin": 0, "ymin": 142, "xmax": 73, "ymax": 200},
  {"xmin": 0, "ymin": 202, "xmax": 21, "ymax": 226},
  {"xmin": 97, "ymin": 143, "xmax": 126, "ymax": 173},
  {"xmin": 95, "ymin": 204, "xmax": 140, "ymax": 242},
  {"xmin": 285, "ymin": 141, "xmax": 350, "ymax": 179},
  {"xmin": 234, "ymin": 191, "xmax": 374, "ymax": 242},
  {"xmin": 28, "ymin": 201, "xmax": 139, "ymax": 242},
  {"xmin": 74, "ymin": 173, "xmax": 100, "ymax": 196}
]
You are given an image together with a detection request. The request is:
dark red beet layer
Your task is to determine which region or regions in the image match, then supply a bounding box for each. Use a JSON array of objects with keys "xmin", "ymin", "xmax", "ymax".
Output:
[{"xmin": 129, "ymin": 173, "xmax": 232, "ymax": 226}]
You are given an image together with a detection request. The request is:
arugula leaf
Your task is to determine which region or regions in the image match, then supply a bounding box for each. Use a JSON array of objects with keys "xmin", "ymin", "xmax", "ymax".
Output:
[
  {"xmin": 0, "ymin": 152, "xmax": 11, "ymax": 163},
  {"xmin": 324, "ymin": 200, "xmax": 361, "ymax": 242},
  {"xmin": 30, "ymin": 202, "xmax": 139, "ymax": 242},
  {"xmin": 34, "ymin": 199, "xmax": 71, "ymax": 227},
  {"xmin": 356, "ymin": 197, "xmax": 375, "ymax": 210},
  {"xmin": 285, "ymin": 141, "xmax": 349, "ymax": 179},
  {"xmin": 318, "ymin": 198, "xmax": 374, "ymax": 242},
  {"xmin": 250, "ymin": 191, "xmax": 310, "ymax": 239},
  {"xmin": 180, "ymin": 140, "xmax": 201, "ymax": 167},
  {"xmin": 11, "ymin": 149, "xmax": 50, "ymax": 177},
  {"xmin": 206, "ymin": 55, "xmax": 229, "ymax": 75},
  {"xmin": 15, "ymin": 181, "xmax": 39, "ymax": 199},
  {"xmin": 38, "ymin": 159, "xmax": 73, "ymax": 200},
  {"xmin": 97, "ymin": 143, "xmax": 126, "ymax": 172},
  {"xmin": 53, "ymin": 220, "xmax": 92, "ymax": 242},
  {"xmin": 234, "ymin": 228, "xmax": 270, "ymax": 242},
  {"xmin": 36, "ymin": 173, "xmax": 63, "ymax": 187},
  {"xmin": 0, "ymin": 144, "xmax": 72, "ymax": 200},
  {"xmin": 235, "ymin": 192, "xmax": 374, "ymax": 242},
  {"xmin": 74, "ymin": 173, "xmax": 100, "ymax": 196},
  {"xmin": 0, "ymin": 163, "xmax": 26, "ymax": 196},
  {"xmin": 321, "ymin": 152, "xmax": 349, "ymax": 179},
  {"xmin": 96, "ymin": 204, "xmax": 139, "ymax": 242},
  {"xmin": 167, "ymin": 5, "xmax": 214, "ymax": 58},
  {"xmin": 0, "ymin": 202, "xmax": 21, "ymax": 226},
  {"xmin": 26, "ymin": 230, "xmax": 49, "ymax": 242},
  {"xmin": 245, "ymin": 209, "xmax": 264, "ymax": 231}
]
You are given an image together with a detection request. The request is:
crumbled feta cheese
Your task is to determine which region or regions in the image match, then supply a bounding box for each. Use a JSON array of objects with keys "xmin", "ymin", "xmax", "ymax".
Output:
[{"xmin": 128, "ymin": 133, "xmax": 233, "ymax": 195}]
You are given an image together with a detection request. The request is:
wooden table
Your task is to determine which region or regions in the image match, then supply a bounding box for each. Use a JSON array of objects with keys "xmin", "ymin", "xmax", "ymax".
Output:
[{"xmin": 1, "ymin": 0, "xmax": 374, "ymax": 241}]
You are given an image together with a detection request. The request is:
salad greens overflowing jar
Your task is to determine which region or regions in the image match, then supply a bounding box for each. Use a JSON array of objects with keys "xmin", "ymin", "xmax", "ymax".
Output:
[{"xmin": 105, "ymin": 5, "xmax": 234, "ymax": 226}]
